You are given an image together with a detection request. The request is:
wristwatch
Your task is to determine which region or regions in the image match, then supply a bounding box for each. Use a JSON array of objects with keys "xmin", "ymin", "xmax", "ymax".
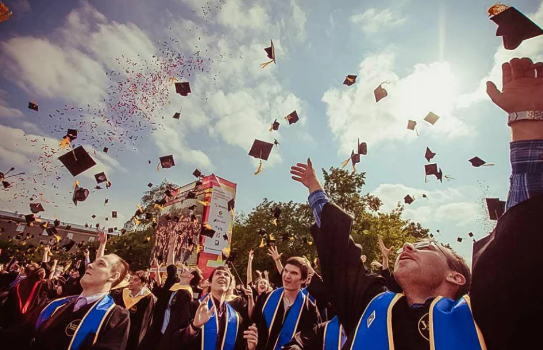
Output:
[{"xmin": 508, "ymin": 111, "xmax": 543, "ymax": 125}]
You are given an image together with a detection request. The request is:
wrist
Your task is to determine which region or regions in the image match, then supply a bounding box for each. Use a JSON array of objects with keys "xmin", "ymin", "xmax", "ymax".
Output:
[
  {"xmin": 307, "ymin": 180, "xmax": 323, "ymax": 194},
  {"xmin": 191, "ymin": 319, "xmax": 202, "ymax": 330},
  {"xmin": 510, "ymin": 121, "xmax": 543, "ymax": 142}
]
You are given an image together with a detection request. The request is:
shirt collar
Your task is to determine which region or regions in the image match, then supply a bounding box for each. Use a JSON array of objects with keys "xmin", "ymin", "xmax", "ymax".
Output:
[
  {"xmin": 130, "ymin": 286, "xmax": 150, "ymax": 298},
  {"xmin": 77, "ymin": 291, "xmax": 108, "ymax": 304}
]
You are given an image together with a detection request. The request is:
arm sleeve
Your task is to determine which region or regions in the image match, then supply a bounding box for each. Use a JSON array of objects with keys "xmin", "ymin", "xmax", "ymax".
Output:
[
  {"xmin": 311, "ymin": 203, "xmax": 387, "ymax": 334},
  {"xmin": 308, "ymin": 190, "xmax": 329, "ymax": 228},
  {"xmin": 251, "ymin": 293, "xmax": 269, "ymax": 350},
  {"xmin": 506, "ymin": 140, "xmax": 543, "ymax": 210},
  {"xmin": 379, "ymin": 268, "xmax": 402, "ymax": 293},
  {"xmin": 282, "ymin": 323, "xmax": 325, "ymax": 350},
  {"xmin": 91, "ymin": 307, "xmax": 130, "ymax": 350}
]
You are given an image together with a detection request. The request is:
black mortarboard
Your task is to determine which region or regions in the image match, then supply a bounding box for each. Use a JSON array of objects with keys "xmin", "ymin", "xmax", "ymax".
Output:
[
  {"xmin": 173, "ymin": 112, "xmax": 181, "ymax": 119},
  {"xmin": 422, "ymin": 194, "xmax": 428, "ymax": 199},
  {"xmin": 91, "ymin": 214, "xmax": 96, "ymax": 219},
  {"xmin": 2, "ymin": 180, "xmax": 11, "ymax": 189},
  {"xmin": 54, "ymin": 219, "xmax": 60, "ymax": 227},
  {"xmin": 407, "ymin": 120, "xmax": 417, "ymax": 131},
  {"xmin": 261, "ymin": 40, "xmax": 276, "ymax": 67},
  {"xmin": 425, "ymin": 163, "xmax": 439, "ymax": 176},
  {"xmin": 94, "ymin": 172, "xmax": 108, "ymax": 184},
  {"xmin": 62, "ymin": 240, "xmax": 75, "ymax": 251},
  {"xmin": 424, "ymin": 112, "xmax": 439, "ymax": 125},
  {"xmin": 28, "ymin": 102, "xmax": 38, "ymax": 111},
  {"xmin": 175, "ymin": 82, "xmax": 191, "ymax": 96},
  {"xmin": 104, "ymin": 198, "xmax": 109, "ymax": 204},
  {"xmin": 112, "ymin": 211, "xmax": 117, "ymax": 218},
  {"xmin": 108, "ymin": 228, "xmax": 113, "ymax": 233},
  {"xmin": 58, "ymin": 146, "xmax": 97, "ymax": 177},
  {"xmin": 25, "ymin": 214, "xmax": 36, "ymax": 225},
  {"xmin": 103, "ymin": 147, "xmax": 109, "ymax": 153},
  {"xmin": 46, "ymin": 227, "xmax": 58, "ymax": 236},
  {"xmin": 404, "ymin": 195, "xmax": 414, "ymax": 205},
  {"xmin": 351, "ymin": 151, "xmax": 360, "ymax": 165},
  {"xmin": 248, "ymin": 140, "xmax": 273, "ymax": 161},
  {"xmin": 374, "ymin": 84, "xmax": 388, "ymax": 102},
  {"xmin": 285, "ymin": 111, "xmax": 299, "ymax": 125},
  {"xmin": 468, "ymin": 232, "xmax": 474, "ymax": 238},
  {"xmin": 228, "ymin": 199, "xmax": 235, "ymax": 212},
  {"xmin": 159, "ymin": 155, "xmax": 175, "ymax": 169},
  {"xmin": 201, "ymin": 224, "xmax": 215, "ymax": 238},
  {"xmin": 30, "ymin": 203, "xmax": 44, "ymax": 214},
  {"xmin": 258, "ymin": 228, "xmax": 267, "ymax": 236},
  {"xmin": 425, "ymin": 147, "xmax": 436, "ymax": 162},
  {"xmin": 145, "ymin": 212, "xmax": 153, "ymax": 220},
  {"xmin": 193, "ymin": 169, "xmax": 202, "ymax": 178},
  {"xmin": 188, "ymin": 204, "xmax": 197, "ymax": 211},
  {"xmin": 186, "ymin": 191, "xmax": 196, "ymax": 199},
  {"xmin": 72, "ymin": 185, "xmax": 89, "ymax": 206},
  {"xmin": 343, "ymin": 75, "xmax": 357, "ymax": 86},
  {"xmin": 457, "ymin": 237, "xmax": 463, "ymax": 243},
  {"xmin": 358, "ymin": 139, "xmax": 367, "ymax": 155},
  {"xmin": 147, "ymin": 182, "xmax": 153, "ymax": 188},
  {"xmin": 436, "ymin": 168, "xmax": 443, "ymax": 183},
  {"xmin": 65, "ymin": 225, "xmax": 71, "ymax": 230},
  {"xmin": 66, "ymin": 129, "xmax": 78, "ymax": 141},
  {"xmin": 95, "ymin": 223, "xmax": 100, "ymax": 228},
  {"xmin": 469, "ymin": 157, "xmax": 494, "ymax": 167},
  {"xmin": 270, "ymin": 119, "xmax": 280, "ymax": 131},
  {"xmin": 274, "ymin": 139, "xmax": 279, "ymax": 147},
  {"xmin": 489, "ymin": 5, "xmax": 543, "ymax": 50},
  {"xmin": 486, "ymin": 198, "xmax": 506, "ymax": 220},
  {"xmin": 267, "ymin": 236, "xmax": 276, "ymax": 247},
  {"xmin": 272, "ymin": 206, "xmax": 282, "ymax": 220}
]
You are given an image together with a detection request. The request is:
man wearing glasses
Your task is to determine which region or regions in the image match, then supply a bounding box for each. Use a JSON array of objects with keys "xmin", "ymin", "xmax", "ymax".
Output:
[{"xmin": 288, "ymin": 57, "xmax": 543, "ymax": 349}]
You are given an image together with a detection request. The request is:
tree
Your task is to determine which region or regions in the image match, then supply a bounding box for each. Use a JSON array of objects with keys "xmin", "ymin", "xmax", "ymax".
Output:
[{"xmin": 229, "ymin": 167, "xmax": 429, "ymax": 280}]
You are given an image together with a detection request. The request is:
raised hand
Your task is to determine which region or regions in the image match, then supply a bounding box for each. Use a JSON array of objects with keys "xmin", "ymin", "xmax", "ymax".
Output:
[
  {"xmin": 241, "ymin": 285, "xmax": 253, "ymax": 299},
  {"xmin": 248, "ymin": 249, "xmax": 254, "ymax": 262},
  {"xmin": 378, "ymin": 237, "xmax": 394, "ymax": 259},
  {"xmin": 361, "ymin": 255, "xmax": 367, "ymax": 263},
  {"xmin": 290, "ymin": 158, "xmax": 323, "ymax": 193},
  {"xmin": 267, "ymin": 246, "xmax": 282, "ymax": 261},
  {"xmin": 487, "ymin": 57, "xmax": 543, "ymax": 113},
  {"xmin": 193, "ymin": 295, "xmax": 215, "ymax": 328},
  {"xmin": 244, "ymin": 324, "xmax": 259, "ymax": 350},
  {"xmin": 370, "ymin": 260, "xmax": 383, "ymax": 270},
  {"xmin": 97, "ymin": 230, "xmax": 107, "ymax": 245}
]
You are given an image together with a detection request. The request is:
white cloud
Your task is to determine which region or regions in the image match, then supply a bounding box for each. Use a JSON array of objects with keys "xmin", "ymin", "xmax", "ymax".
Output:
[
  {"xmin": 322, "ymin": 47, "xmax": 475, "ymax": 154},
  {"xmin": 434, "ymin": 202, "xmax": 480, "ymax": 227},
  {"xmin": 350, "ymin": 8, "xmax": 407, "ymax": 34},
  {"xmin": 0, "ymin": 90, "xmax": 24, "ymax": 118},
  {"xmin": 457, "ymin": 3, "xmax": 543, "ymax": 109}
]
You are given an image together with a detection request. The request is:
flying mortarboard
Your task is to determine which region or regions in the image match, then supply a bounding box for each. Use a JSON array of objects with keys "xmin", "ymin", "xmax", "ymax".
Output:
[
  {"xmin": 30, "ymin": 203, "xmax": 44, "ymax": 214},
  {"xmin": 404, "ymin": 195, "xmax": 414, "ymax": 205},
  {"xmin": 249, "ymin": 139, "xmax": 274, "ymax": 175},
  {"xmin": 424, "ymin": 112, "xmax": 440, "ymax": 125},
  {"xmin": 173, "ymin": 112, "xmax": 181, "ymax": 119},
  {"xmin": 25, "ymin": 214, "xmax": 36, "ymax": 225},
  {"xmin": 28, "ymin": 102, "xmax": 38, "ymax": 111},
  {"xmin": 457, "ymin": 237, "xmax": 463, "ymax": 243},
  {"xmin": 201, "ymin": 223, "xmax": 215, "ymax": 238},
  {"xmin": 489, "ymin": 5, "xmax": 543, "ymax": 50},
  {"xmin": 175, "ymin": 82, "xmax": 191, "ymax": 96},
  {"xmin": 274, "ymin": 139, "xmax": 279, "ymax": 147},
  {"xmin": 285, "ymin": 111, "xmax": 299, "ymax": 125},
  {"xmin": 66, "ymin": 129, "xmax": 78, "ymax": 142},
  {"xmin": 62, "ymin": 240, "xmax": 75, "ymax": 251},
  {"xmin": 468, "ymin": 232, "xmax": 474, "ymax": 238},
  {"xmin": 425, "ymin": 147, "xmax": 436, "ymax": 162},
  {"xmin": 228, "ymin": 199, "xmax": 235, "ymax": 212},
  {"xmin": 341, "ymin": 150, "xmax": 360, "ymax": 171},
  {"xmin": 94, "ymin": 172, "xmax": 108, "ymax": 184},
  {"xmin": 270, "ymin": 119, "xmax": 280, "ymax": 132},
  {"xmin": 112, "ymin": 211, "xmax": 117, "ymax": 218},
  {"xmin": 267, "ymin": 235, "xmax": 276, "ymax": 247},
  {"xmin": 193, "ymin": 169, "xmax": 203, "ymax": 178},
  {"xmin": 147, "ymin": 183, "xmax": 153, "ymax": 188},
  {"xmin": 358, "ymin": 139, "xmax": 367, "ymax": 155},
  {"xmin": 91, "ymin": 215, "xmax": 96, "ymax": 219},
  {"xmin": 486, "ymin": 198, "xmax": 506, "ymax": 220},
  {"xmin": 343, "ymin": 75, "xmax": 357, "ymax": 86},
  {"xmin": 407, "ymin": 120, "xmax": 417, "ymax": 131},
  {"xmin": 159, "ymin": 155, "xmax": 175, "ymax": 169},
  {"xmin": 272, "ymin": 206, "xmax": 281, "ymax": 226},
  {"xmin": 261, "ymin": 40, "xmax": 276, "ymax": 68},
  {"xmin": 72, "ymin": 183, "xmax": 89, "ymax": 206},
  {"xmin": 58, "ymin": 146, "xmax": 97, "ymax": 177},
  {"xmin": 103, "ymin": 147, "xmax": 109, "ymax": 153},
  {"xmin": 108, "ymin": 228, "xmax": 114, "ymax": 233},
  {"xmin": 46, "ymin": 227, "xmax": 58, "ymax": 236},
  {"xmin": 374, "ymin": 83, "xmax": 388, "ymax": 103},
  {"xmin": 469, "ymin": 157, "xmax": 494, "ymax": 167}
]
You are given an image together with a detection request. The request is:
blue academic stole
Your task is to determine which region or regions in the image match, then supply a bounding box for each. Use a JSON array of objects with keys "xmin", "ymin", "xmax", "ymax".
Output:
[
  {"xmin": 36, "ymin": 294, "xmax": 116, "ymax": 350},
  {"xmin": 202, "ymin": 297, "xmax": 239, "ymax": 350},
  {"xmin": 323, "ymin": 316, "xmax": 346, "ymax": 350},
  {"xmin": 350, "ymin": 292, "xmax": 487, "ymax": 350},
  {"xmin": 301, "ymin": 287, "xmax": 316, "ymax": 303},
  {"xmin": 262, "ymin": 288, "xmax": 306, "ymax": 350}
]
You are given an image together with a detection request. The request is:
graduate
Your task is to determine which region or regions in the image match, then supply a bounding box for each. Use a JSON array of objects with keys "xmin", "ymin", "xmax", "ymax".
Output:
[
  {"xmin": 111, "ymin": 270, "xmax": 156, "ymax": 350},
  {"xmin": 251, "ymin": 257, "xmax": 320, "ymax": 350},
  {"xmin": 31, "ymin": 253, "xmax": 130, "ymax": 350},
  {"xmin": 288, "ymin": 57, "xmax": 543, "ymax": 350},
  {"xmin": 171, "ymin": 266, "xmax": 258, "ymax": 350},
  {"xmin": 283, "ymin": 316, "xmax": 346, "ymax": 350}
]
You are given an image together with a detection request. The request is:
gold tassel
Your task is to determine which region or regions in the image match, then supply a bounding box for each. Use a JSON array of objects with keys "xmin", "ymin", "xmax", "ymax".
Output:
[
  {"xmin": 260, "ymin": 60, "xmax": 273, "ymax": 68},
  {"xmin": 254, "ymin": 161, "xmax": 263, "ymax": 175},
  {"xmin": 106, "ymin": 181, "xmax": 111, "ymax": 189},
  {"xmin": 198, "ymin": 200, "xmax": 209, "ymax": 206},
  {"xmin": 341, "ymin": 158, "xmax": 350, "ymax": 168},
  {"xmin": 169, "ymin": 77, "xmax": 178, "ymax": 85},
  {"xmin": 273, "ymin": 218, "xmax": 277, "ymax": 226},
  {"xmin": 482, "ymin": 163, "xmax": 495, "ymax": 167},
  {"xmin": 352, "ymin": 164, "xmax": 357, "ymax": 172},
  {"xmin": 259, "ymin": 238, "xmax": 265, "ymax": 248},
  {"xmin": 59, "ymin": 137, "xmax": 71, "ymax": 150},
  {"xmin": 269, "ymin": 124, "xmax": 273, "ymax": 132},
  {"xmin": 156, "ymin": 163, "xmax": 161, "ymax": 172},
  {"xmin": 74, "ymin": 181, "xmax": 79, "ymax": 188},
  {"xmin": 133, "ymin": 217, "xmax": 140, "ymax": 225}
]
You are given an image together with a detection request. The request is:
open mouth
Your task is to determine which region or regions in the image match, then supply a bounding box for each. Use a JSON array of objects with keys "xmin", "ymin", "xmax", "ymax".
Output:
[{"xmin": 399, "ymin": 253, "xmax": 414, "ymax": 261}]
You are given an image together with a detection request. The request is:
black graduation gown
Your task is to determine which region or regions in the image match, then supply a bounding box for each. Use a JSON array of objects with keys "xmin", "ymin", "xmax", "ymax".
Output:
[
  {"xmin": 30, "ymin": 297, "xmax": 130, "ymax": 350},
  {"xmin": 471, "ymin": 194, "xmax": 543, "ymax": 350},
  {"xmin": 282, "ymin": 322, "xmax": 327, "ymax": 350},
  {"xmin": 111, "ymin": 288, "xmax": 156, "ymax": 350},
  {"xmin": 0, "ymin": 278, "xmax": 54, "ymax": 328},
  {"xmin": 171, "ymin": 296, "xmax": 248, "ymax": 350},
  {"xmin": 252, "ymin": 290, "xmax": 320, "ymax": 350}
]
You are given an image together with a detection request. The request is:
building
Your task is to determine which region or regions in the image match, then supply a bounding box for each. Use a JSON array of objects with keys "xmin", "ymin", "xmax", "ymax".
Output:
[{"xmin": 0, "ymin": 210, "xmax": 118, "ymax": 253}]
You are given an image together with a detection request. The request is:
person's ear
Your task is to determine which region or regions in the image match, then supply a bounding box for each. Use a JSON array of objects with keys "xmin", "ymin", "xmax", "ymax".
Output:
[
  {"xmin": 109, "ymin": 271, "xmax": 120, "ymax": 284},
  {"xmin": 445, "ymin": 271, "xmax": 466, "ymax": 287}
]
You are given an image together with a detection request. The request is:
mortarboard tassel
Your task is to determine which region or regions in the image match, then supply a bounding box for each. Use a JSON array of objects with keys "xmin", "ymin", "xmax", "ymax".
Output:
[
  {"xmin": 259, "ymin": 238, "xmax": 265, "ymax": 248},
  {"xmin": 156, "ymin": 163, "xmax": 161, "ymax": 172},
  {"xmin": 260, "ymin": 60, "xmax": 273, "ymax": 68},
  {"xmin": 352, "ymin": 163, "xmax": 357, "ymax": 172},
  {"xmin": 273, "ymin": 218, "xmax": 277, "ymax": 226},
  {"xmin": 169, "ymin": 77, "xmax": 178, "ymax": 85},
  {"xmin": 59, "ymin": 137, "xmax": 72, "ymax": 150},
  {"xmin": 254, "ymin": 160, "xmax": 263, "ymax": 175},
  {"xmin": 444, "ymin": 175, "xmax": 455, "ymax": 181},
  {"xmin": 341, "ymin": 157, "xmax": 350, "ymax": 168},
  {"xmin": 105, "ymin": 181, "xmax": 111, "ymax": 189},
  {"xmin": 133, "ymin": 217, "xmax": 140, "ymax": 225}
]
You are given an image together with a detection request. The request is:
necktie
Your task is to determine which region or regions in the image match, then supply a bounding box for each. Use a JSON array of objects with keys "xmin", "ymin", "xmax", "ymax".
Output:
[{"xmin": 73, "ymin": 297, "xmax": 87, "ymax": 312}]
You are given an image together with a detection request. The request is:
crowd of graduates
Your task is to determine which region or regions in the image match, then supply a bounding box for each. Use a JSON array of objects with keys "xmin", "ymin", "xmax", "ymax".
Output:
[{"xmin": 0, "ymin": 53, "xmax": 542, "ymax": 350}]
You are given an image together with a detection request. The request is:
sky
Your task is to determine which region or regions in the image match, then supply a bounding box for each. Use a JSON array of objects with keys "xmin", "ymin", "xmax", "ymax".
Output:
[{"xmin": 0, "ymin": 0, "xmax": 542, "ymax": 260}]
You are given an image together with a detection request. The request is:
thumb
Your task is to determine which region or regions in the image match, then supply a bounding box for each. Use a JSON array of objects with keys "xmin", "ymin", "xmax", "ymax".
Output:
[{"xmin": 486, "ymin": 81, "xmax": 501, "ymax": 104}]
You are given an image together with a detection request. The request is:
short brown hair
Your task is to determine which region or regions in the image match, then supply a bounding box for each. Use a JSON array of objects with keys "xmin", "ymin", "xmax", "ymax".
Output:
[
  {"xmin": 109, "ymin": 254, "xmax": 129, "ymax": 288},
  {"xmin": 133, "ymin": 270, "xmax": 150, "ymax": 285},
  {"xmin": 208, "ymin": 266, "xmax": 232, "ymax": 285},
  {"xmin": 284, "ymin": 257, "xmax": 310, "ymax": 280},
  {"xmin": 443, "ymin": 248, "xmax": 471, "ymax": 299}
]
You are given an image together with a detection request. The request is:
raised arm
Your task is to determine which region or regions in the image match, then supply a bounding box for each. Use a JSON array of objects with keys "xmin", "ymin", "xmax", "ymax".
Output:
[
  {"xmin": 166, "ymin": 232, "xmax": 176, "ymax": 266},
  {"xmin": 96, "ymin": 230, "xmax": 107, "ymax": 259},
  {"xmin": 42, "ymin": 245, "xmax": 50, "ymax": 263},
  {"xmin": 247, "ymin": 250, "xmax": 254, "ymax": 285},
  {"xmin": 267, "ymin": 246, "xmax": 283, "ymax": 275}
]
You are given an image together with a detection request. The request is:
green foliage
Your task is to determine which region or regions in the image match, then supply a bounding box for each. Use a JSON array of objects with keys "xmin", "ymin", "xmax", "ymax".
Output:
[
  {"xmin": 229, "ymin": 167, "xmax": 429, "ymax": 279},
  {"xmin": 103, "ymin": 228, "xmax": 155, "ymax": 271}
]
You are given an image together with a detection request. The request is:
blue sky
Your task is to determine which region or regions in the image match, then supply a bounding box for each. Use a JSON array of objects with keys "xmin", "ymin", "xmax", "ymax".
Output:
[{"xmin": 0, "ymin": 0, "xmax": 542, "ymax": 260}]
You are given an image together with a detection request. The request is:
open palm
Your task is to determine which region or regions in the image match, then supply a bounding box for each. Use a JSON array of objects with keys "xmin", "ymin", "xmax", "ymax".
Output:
[{"xmin": 193, "ymin": 296, "xmax": 215, "ymax": 328}]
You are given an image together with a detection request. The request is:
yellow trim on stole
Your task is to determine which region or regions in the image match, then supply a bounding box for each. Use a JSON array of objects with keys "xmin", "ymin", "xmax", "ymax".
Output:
[
  {"xmin": 463, "ymin": 295, "xmax": 488, "ymax": 350},
  {"xmin": 92, "ymin": 303, "xmax": 115, "ymax": 345},
  {"xmin": 122, "ymin": 288, "xmax": 151, "ymax": 310},
  {"xmin": 428, "ymin": 296, "xmax": 443, "ymax": 350},
  {"xmin": 386, "ymin": 293, "xmax": 403, "ymax": 350},
  {"xmin": 169, "ymin": 283, "xmax": 194, "ymax": 294},
  {"xmin": 66, "ymin": 295, "xmax": 115, "ymax": 350},
  {"xmin": 42, "ymin": 296, "xmax": 75, "ymax": 322},
  {"xmin": 220, "ymin": 304, "xmax": 240, "ymax": 350},
  {"xmin": 271, "ymin": 293, "xmax": 306, "ymax": 350},
  {"xmin": 322, "ymin": 321, "xmax": 330, "ymax": 350},
  {"xmin": 262, "ymin": 289, "xmax": 284, "ymax": 341}
]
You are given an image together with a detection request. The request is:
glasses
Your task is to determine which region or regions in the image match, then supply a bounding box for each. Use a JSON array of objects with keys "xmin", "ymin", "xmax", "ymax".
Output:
[{"xmin": 397, "ymin": 241, "xmax": 461, "ymax": 272}]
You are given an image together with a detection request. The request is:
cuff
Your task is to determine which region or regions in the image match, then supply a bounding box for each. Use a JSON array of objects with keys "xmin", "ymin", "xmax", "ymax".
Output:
[
  {"xmin": 510, "ymin": 140, "xmax": 543, "ymax": 174},
  {"xmin": 308, "ymin": 190, "xmax": 328, "ymax": 208}
]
